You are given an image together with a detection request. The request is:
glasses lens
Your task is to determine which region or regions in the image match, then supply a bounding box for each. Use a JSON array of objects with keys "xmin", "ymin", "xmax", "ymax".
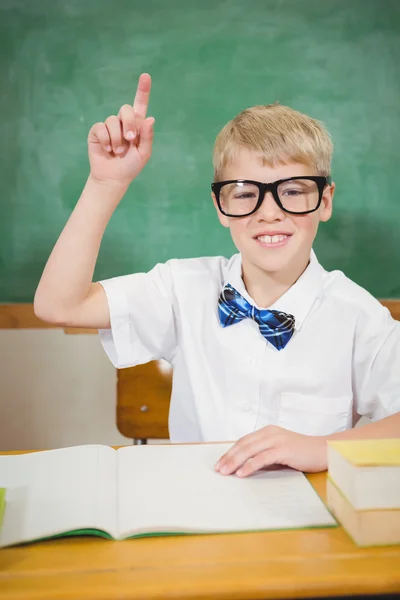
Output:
[
  {"xmin": 219, "ymin": 182, "xmax": 259, "ymax": 216},
  {"xmin": 277, "ymin": 178, "xmax": 320, "ymax": 213}
]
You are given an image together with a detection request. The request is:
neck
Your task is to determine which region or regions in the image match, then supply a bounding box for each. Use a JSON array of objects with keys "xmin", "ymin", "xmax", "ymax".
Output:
[{"xmin": 242, "ymin": 256, "xmax": 310, "ymax": 308}]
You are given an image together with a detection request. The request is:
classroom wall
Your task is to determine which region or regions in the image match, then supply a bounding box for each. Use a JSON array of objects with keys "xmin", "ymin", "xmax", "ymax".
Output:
[{"xmin": 0, "ymin": 329, "xmax": 127, "ymax": 450}]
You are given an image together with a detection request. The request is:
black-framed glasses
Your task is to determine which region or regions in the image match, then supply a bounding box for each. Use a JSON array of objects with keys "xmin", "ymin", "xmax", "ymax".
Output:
[{"xmin": 211, "ymin": 176, "xmax": 332, "ymax": 217}]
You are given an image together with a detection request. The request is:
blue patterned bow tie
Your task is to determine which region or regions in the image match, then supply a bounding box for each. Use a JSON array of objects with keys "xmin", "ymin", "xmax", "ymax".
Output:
[{"xmin": 218, "ymin": 284, "xmax": 295, "ymax": 350}]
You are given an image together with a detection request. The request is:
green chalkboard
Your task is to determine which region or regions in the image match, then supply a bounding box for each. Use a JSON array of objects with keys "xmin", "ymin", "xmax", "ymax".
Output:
[{"xmin": 1, "ymin": 0, "xmax": 399, "ymax": 302}]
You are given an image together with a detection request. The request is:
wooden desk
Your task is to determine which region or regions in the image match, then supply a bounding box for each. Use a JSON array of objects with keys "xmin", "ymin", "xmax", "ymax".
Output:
[{"xmin": 0, "ymin": 455, "xmax": 399, "ymax": 600}]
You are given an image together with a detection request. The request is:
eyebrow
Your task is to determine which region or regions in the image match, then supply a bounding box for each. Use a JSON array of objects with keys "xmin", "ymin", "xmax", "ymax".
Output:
[{"xmin": 228, "ymin": 177, "xmax": 311, "ymax": 184}]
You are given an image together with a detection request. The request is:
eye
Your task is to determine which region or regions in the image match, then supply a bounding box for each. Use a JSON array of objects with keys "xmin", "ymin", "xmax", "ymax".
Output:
[
  {"xmin": 281, "ymin": 188, "xmax": 304, "ymax": 196},
  {"xmin": 234, "ymin": 192, "xmax": 257, "ymax": 200}
]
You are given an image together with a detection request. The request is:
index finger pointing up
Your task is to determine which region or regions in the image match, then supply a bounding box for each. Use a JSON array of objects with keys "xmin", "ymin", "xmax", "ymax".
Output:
[{"xmin": 133, "ymin": 73, "xmax": 152, "ymax": 121}]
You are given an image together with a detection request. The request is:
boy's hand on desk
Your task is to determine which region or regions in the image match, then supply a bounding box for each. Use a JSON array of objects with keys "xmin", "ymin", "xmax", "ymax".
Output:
[
  {"xmin": 214, "ymin": 426, "xmax": 328, "ymax": 477},
  {"xmin": 87, "ymin": 73, "xmax": 154, "ymax": 187}
]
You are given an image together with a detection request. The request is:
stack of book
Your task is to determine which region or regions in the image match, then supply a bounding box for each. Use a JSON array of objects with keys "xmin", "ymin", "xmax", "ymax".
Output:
[{"xmin": 327, "ymin": 438, "xmax": 400, "ymax": 547}]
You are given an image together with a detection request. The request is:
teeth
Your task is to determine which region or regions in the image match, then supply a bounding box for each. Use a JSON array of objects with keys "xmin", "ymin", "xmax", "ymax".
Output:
[{"xmin": 258, "ymin": 235, "xmax": 287, "ymax": 244}]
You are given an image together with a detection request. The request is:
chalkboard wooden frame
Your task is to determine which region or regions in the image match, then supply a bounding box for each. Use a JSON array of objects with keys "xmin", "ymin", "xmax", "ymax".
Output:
[{"xmin": 0, "ymin": 303, "xmax": 398, "ymax": 330}]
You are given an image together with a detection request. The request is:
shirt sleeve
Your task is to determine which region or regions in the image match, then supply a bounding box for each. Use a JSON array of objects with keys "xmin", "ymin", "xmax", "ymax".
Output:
[
  {"xmin": 98, "ymin": 262, "xmax": 177, "ymax": 369},
  {"xmin": 354, "ymin": 305, "xmax": 400, "ymax": 421}
]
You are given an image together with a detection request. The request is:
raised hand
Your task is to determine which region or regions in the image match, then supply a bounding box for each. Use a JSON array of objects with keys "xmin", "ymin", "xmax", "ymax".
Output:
[{"xmin": 87, "ymin": 73, "xmax": 154, "ymax": 186}]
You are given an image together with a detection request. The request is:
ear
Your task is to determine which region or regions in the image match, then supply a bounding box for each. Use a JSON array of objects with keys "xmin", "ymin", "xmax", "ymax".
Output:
[
  {"xmin": 211, "ymin": 192, "xmax": 230, "ymax": 228},
  {"xmin": 319, "ymin": 181, "xmax": 335, "ymax": 223}
]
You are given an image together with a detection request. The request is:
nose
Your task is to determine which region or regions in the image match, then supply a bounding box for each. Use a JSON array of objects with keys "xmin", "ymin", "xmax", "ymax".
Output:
[{"xmin": 255, "ymin": 190, "xmax": 285, "ymax": 222}]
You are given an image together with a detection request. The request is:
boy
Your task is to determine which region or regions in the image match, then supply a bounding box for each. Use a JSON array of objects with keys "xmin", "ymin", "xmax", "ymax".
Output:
[{"xmin": 34, "ymin": 73, "xmax": 400, "ymax": 477}]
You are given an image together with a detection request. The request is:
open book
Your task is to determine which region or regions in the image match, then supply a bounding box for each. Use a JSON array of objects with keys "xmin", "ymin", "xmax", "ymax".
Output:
[{"xmin": 0, "ymin": 444, "xmax": 336, "ymax": 547}]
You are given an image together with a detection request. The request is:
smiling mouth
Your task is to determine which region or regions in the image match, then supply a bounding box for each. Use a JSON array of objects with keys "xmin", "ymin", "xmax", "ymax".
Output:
[{"xmin": 256, "ymin": 234, "xmax": 291, "ymax": 245}]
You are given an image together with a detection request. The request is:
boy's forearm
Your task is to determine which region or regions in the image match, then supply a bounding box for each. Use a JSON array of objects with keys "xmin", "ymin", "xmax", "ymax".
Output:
[
  {"xmin": 326, "ymin": 412, "xmax": 400, "ymax": 442},
  {"xmin": 316, "ymin": 413, "xmax": 400, "ymax": 470},
  {"xmin": 34, "ymin": 175, "xmax": 128, "ymax": 322}
]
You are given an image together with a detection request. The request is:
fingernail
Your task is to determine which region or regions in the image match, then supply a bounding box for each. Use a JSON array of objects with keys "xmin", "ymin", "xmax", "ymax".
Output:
[
  {"xmin": 115, "ymin": 146, "xmax": 124, "ymax": 154},
  {"xmin": 214, "ymin": 461, "xmax": 220, "ymax": 471},
  {"xmin": 105, "ymin": 145, "xmax": 112, "ymax": 152},
  {"xmin": 126, "ymin": 131, "xmax": 135, "ymax": 140},
  {"xmin": 221, "ymin": 465, "xmax": 229, "ymax": 475},
  {"xmin": 237, "ymin": 469, "xmax": 244, "ymax": 477}
]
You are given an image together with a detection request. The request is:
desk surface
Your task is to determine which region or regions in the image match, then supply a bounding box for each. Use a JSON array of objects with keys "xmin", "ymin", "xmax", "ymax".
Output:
[{"xmin": 0, "ymin": 451, "xmax": 399, "ymax": 600}]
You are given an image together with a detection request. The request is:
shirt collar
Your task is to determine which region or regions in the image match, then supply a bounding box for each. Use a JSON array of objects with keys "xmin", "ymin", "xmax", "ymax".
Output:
[{"xmin": 223, "ymin": 250, "xmax": 324, "ymax": 331}]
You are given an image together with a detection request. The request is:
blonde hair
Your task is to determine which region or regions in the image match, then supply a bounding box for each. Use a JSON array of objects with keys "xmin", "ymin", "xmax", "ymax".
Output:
[{"xmin": 213, "ymin": 103, "xmax": 333, "ymax": 181}]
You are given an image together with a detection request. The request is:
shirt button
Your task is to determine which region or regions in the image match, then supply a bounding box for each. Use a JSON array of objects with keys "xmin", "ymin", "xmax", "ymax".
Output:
[
  {"xmin": 242, "ymin": 403, "xmax": 252, "ymax": 412},
  {"xmin": 247, "ymin": 356, "xmax": 255, "ymax": 364}
]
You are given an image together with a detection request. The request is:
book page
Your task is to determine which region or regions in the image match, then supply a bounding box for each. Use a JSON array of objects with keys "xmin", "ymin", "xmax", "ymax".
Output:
[
  {"xmin": 0, "ymin": 445, "xmax": 118, "ymax": 547},
  {"xmin": 117, "ymin": 444, "xmax": 336, "ymax": 537}
]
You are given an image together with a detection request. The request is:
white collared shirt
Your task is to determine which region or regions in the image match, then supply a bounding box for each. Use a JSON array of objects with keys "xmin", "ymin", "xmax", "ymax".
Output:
[{"xmin": 99, "ymin": 251, "xmax": 400, "ymax": 442}]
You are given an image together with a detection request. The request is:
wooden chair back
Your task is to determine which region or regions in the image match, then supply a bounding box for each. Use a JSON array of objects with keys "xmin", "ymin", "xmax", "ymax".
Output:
[{"xmin": 117, "ymin": 361, "xmax": 172, "ymax": 443}]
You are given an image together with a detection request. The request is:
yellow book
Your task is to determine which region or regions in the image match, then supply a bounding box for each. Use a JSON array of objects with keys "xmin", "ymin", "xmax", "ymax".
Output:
[
  {"xmin": 327, "ymin": 439, "xmax": 400, "ymax": 510},
  {"xmin": 329, "ymin": 439, "xmax": 400, "ymax": 466},
  {"xmin": 327, "ymin": 477, "xmax": 400, "ymax": 547}
]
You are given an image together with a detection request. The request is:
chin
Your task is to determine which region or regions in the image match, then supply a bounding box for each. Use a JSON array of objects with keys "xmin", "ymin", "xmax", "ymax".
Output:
[
  {"xmin": 244, "ymin": 249, "xmax": 296, "ymax": 275},
  {"xmin": 256, "ymin": 258, "xmax": 292, "ymax": 274}
]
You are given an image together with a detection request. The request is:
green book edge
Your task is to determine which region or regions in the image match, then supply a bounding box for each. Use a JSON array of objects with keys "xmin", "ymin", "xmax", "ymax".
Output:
[{"xmin": 6, "ymin": 522, "xmax": 338, "ymax": 548}]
